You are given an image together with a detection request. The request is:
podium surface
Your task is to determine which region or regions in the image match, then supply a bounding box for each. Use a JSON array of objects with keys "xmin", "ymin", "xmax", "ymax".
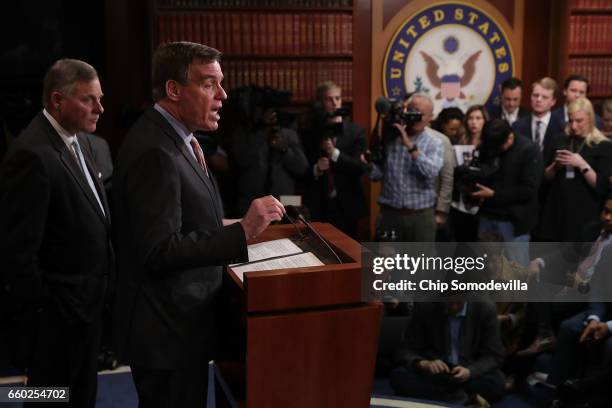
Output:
[{"xmin": 224, "ymin": 223, "xmax": 382, "ymax": 408}]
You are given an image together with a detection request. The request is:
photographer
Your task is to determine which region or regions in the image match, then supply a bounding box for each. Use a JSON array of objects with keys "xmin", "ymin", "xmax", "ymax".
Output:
[
  {"xmin": 303, "ymin": 81, "xmax": 367, "ymax": 238},
  {"xmin": 471, "ymin": 119, "xmax": 542, "ymax": 265},
  {"xmin": 230, "ymin": 86, "xmax": 308, "ymax": 216},
  {"xmin": 366, "ymin": 93, "xmax": 443, "ymax": 242}
]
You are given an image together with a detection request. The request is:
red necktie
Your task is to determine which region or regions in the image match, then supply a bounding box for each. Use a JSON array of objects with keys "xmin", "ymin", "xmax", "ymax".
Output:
[{"xmin": 190, "ymin": 136, "xmax": 209, "ymax": 177}]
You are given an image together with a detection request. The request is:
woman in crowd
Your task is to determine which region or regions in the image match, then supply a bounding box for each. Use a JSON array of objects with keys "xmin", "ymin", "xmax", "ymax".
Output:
[
  {"xmin": 449, "ymin": 105, "xmax": 489, "ymax": 242},
  {"xmin": 431, "ymin": 107, "xmax": 465, "ymax": 144},
  {"xmin": 459, "ymin": 105, "xmax": 488, "ymax": 146},
  {"xmin": 540, "ymin": 97, "xmax": 612, "ymax": 242}
]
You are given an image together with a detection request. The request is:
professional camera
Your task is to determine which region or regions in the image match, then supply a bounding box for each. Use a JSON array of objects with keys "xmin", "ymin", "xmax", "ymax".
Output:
[
  {"xmin": 229, "ymin": 85, "xmax": 294, "ymax": 130},
  {"xmin": 365, "ymin": 97, "xmax": 424, "ymax": 166},
  {"xmin": 375, "ymin": 96, "xmax": 422, "ymax": 127},
  {"xmin": 453, "ymin": 148, "xmax": 500, "ymax": 208}
]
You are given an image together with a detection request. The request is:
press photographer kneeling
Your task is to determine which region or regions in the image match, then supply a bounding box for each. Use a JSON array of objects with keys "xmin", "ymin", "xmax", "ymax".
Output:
[{"xmin": 466, "ymin": 118, "xmax": 542, "ymax": 265}]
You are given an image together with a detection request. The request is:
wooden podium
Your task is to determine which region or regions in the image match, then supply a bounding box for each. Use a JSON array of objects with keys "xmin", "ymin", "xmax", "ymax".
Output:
[{"xmin": 221, "ymin": 223, "xmax": 382, "ymax": 408}]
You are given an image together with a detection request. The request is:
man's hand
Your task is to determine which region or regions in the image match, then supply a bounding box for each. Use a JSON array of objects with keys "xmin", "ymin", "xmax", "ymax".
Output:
[
  {"xmin": 580, "ymin": 320, "xmax": 609, "ymax": 343},
  {"xmin": 320, "ymin": 137, "xmax": 335, "ymax": 156},
  {"xmin": 392, "ymin": 123, "xmax": 413, "ymax": 150},
  {"xmin": 525, "ymin": 259, "xmax": 541, "ymax": 282},
  {"xmin": 418, "ymin": 359, "xmax": 449, "ymax": 375},
  {"xmin": 317, "ymin": 157, "xmax": 330, "ymax": 172},
  {"xmin": 268, "ymin": 132, "xmax": 288, "ymax": 152},
  {"xmin": 451, "ymin": 366, "xmax": 471, "ymax": 382},
  {"xmin": 471, "ymin": 183, "xmax": 495, "ymax": 199},
  {"xmin": 240, "ymin": 196, "xmax": 285, "ymax": 240},
  {"xmin": 435, "ymin": 211, "xmax": 448, "ymax": 226}
]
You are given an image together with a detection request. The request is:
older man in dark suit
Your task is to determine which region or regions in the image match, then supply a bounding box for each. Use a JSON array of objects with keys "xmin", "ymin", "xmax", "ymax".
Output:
[
  {"xmin": 0, "ymin": 59, "xmax": 112, "ymax": 407},
  {"xmin": 112, "ymin": 42, "xmax": 284, "ymax": 408}
]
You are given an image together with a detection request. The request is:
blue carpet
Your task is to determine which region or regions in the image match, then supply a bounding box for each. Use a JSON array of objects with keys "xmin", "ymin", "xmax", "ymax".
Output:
[{"xmin": 1, "ymin": 370, "xmax": 555, "ymax": 407}]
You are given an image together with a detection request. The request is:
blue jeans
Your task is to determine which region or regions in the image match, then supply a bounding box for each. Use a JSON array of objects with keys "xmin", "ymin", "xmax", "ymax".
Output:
[{"xmin": 478, "ymin": 216, "xmax": 530, "ymax": 266}]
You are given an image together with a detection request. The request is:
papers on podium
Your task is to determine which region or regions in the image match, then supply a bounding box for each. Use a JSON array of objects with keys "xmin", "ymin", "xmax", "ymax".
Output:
[{"xmin": 230, "ymin": 238, "xmax": 324, "ymax": 282}]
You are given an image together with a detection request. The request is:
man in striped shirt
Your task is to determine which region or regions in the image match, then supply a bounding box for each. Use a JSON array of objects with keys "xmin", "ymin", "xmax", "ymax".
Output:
[{"xmin": 368, "ymin": 93, "xmax": 444, "ymax": 242}]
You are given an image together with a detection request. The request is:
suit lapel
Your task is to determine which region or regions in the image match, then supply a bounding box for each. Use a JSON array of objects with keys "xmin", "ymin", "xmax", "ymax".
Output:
[
  {"xmin": 40, "ymin": 114, "xmax": 108, "ymax": 224},
  {"xmin": 147, "ymin": 109, "xmax": 222, "ymax": 224},
  {"xmin": 77, "ymin": 134, "xmax": 111, "ymax": 223}
]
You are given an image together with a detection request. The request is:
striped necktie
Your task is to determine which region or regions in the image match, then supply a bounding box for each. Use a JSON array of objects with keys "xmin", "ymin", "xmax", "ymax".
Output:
[{"xmin": 190, "ymin": 136, "xmax": 209, "ymax": 177}]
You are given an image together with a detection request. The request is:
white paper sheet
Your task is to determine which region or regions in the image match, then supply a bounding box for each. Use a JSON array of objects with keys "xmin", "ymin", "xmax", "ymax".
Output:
[{"xmin": 231, "ymin": 252, "xmax": 324, "ymax": 282}]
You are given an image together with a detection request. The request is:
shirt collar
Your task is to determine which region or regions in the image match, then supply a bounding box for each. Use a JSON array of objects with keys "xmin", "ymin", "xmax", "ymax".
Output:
[
  {"xmin": 42, "ymin": 108, "xmax": 76, "ymax": 149},
  {"xmin": 533, "ymin": 111, "xmax": 551, "ymax": 128},
  {"xmin": 503, "ymin": 108, "xmax": 517, "ymax": 119},
  {"xmin": 154, "ymin": 103, "xmax": 193, "ymax": 144}
]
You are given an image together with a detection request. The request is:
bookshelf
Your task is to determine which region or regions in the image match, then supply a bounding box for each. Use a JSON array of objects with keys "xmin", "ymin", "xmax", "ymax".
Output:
[
  {"xmin": 561, "ymin": 0, "xmax": 612, "ymax": 101},
  {"xmin": 151, "ymin": 0, "xmax": 355, "ymax": 104}
]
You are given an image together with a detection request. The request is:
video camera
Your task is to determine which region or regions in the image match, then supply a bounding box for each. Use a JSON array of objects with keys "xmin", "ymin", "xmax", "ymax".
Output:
[
  {"xmin": 365, "ymin": 96, "xmax": 424, "ymax": 165},
  {"xmin": 375, "ymin": 96, "xmax": 422, "ymax": 128},
  {"xmin": 453, "ymin": 148, "xmax": 500, "ymax": 208}
]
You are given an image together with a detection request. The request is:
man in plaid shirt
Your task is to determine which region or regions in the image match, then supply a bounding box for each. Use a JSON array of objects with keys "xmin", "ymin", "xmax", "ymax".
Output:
[{"xmin": 368, "ymin": 93, "xmax": 444, "ymax": 242}]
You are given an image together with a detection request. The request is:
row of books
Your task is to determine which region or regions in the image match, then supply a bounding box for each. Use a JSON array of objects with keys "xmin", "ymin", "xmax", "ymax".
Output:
[
  {"xmin": 158, "ymin": 12, "xmax": 353, "ymax": 55},
  {"xmin": 570, "ymin": 0, "xmax": 612, "ymax": 9},
  {"xmin": 221, "ymin": 60, "xmax": 352, "ymax": 102},
  {"xmin": 567, "ymin": 58, "xmax": 612, "ymax": 96},
  {"xmin": 156, "ymin": 0, "xmax": 352, "ymax": 9},
  {"xmin": 568, "ymin": 15, "xmax": 612, "ymax": 52}
]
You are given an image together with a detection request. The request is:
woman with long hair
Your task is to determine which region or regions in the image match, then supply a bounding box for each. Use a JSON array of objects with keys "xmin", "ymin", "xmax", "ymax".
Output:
[
  {"xmin": 431, "ymin": 107, "xmax": 465, "ymax": 145},
  {"xmin": 541, "ymin": 97, "xmax": 612, "ymax": 241},
  {"xmin": 461, "ymin": 105, "xmax": 489, "ymax": 146},
  {"xmin": 450, "ymin": 105, "xmax": 489, "ymax": 242}
]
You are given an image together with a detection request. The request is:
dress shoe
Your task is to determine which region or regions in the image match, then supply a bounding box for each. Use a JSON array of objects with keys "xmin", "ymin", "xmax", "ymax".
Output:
[{"xmin": 516, "ymin": 335, "xmax": 557, "ymax": 357}]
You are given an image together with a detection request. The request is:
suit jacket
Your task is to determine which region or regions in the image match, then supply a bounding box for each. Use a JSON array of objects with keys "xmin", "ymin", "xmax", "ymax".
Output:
[
  {"xmin": 551, "ymin": 106, "xmax": 604, "ymax": 130},
  {"xmin": 231, "ymin": 126, "xmax": 308, "ymax": 215},
  {"xmin": 479, "ymin": 135, "xmax": 543, "ymax": 235},
  {"xmin": 512, "ymin": 112, "xmax": 566, "ymax": 159},
  {"xmin": 303, "ymin": 119, "xmax": 368, "ymax": 220},
  {"xmin": 112, "ymin": 108, "xmax": 248, "ymax": 369},
  {"xmin": 80, "ymin": 133, "xmax": 113, "ymax": 195},
  {"xmin": 395, "ymin": 302, "xmax": 504, "ymax": 379},
  {"xmin": 0, "ymin": 112, "xmax": 113, "ymax": 325},
  {"xmin": 489, "ymin": 106, "xmax": 529, "ymax": 125}
]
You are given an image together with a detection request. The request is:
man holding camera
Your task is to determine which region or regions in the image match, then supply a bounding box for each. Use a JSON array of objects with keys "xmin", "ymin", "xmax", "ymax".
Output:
[
  {"xmin": 367, "ymin": 93, "xmax": 443, "ymax": 242},
  {"xmin": 230, "ymin": 87, "xmax": 308, "ymax": 216},
  {"xmin": 471, "ymin": 119, "xmax": 542, "ymax": 265},
  {"xmin": 303, "ymin": 81, "xmax": 367, "ymax": 238}
]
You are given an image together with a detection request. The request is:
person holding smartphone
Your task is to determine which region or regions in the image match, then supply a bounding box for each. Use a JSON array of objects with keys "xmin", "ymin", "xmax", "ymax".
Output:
[{"xmin": 540, "ymin": 97, "xmax": 612, "ymax": 242}]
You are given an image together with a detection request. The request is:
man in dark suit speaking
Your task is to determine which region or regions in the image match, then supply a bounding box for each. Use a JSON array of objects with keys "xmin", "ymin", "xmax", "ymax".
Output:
[
  {"xmin": 112, "ymin": 42, "xmax": 284, "ymax": 407},
  {"xmin": 0, "ymin": 59, "xmax": 112, "ymax": 407}
]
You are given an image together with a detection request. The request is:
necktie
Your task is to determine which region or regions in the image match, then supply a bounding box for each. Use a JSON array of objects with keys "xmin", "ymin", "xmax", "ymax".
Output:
[
  {"xmin": 71, "ymin": 139, "xmax": 105, "ymax": 215},
  {"xmin": 534, "ymin": 121, "xmax": 543, "ymax": 150},
  {"xmin": 190, "ymin": 136, "xmax": 209, "ymax": 177},
  {"xmin": 576, "ymin": 233, "xmax": 609, "ymax": 283}
]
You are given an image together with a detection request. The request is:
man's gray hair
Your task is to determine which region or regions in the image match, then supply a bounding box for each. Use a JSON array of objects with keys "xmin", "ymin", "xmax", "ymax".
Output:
[
  {"xmin": 42, "ymin": 59, "xmax": 98, "ymax": 109},
  {"xmin": 406, "ymin": 92, "xmax": 434, "ymax": 112},
  {"xmin": 152, "ymin": 42, "xmax": 221, "ymax": 101}
]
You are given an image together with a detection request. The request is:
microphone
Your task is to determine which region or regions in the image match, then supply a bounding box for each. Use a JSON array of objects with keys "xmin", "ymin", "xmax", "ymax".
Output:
[
  {"xmin": 286, "ymin": 205, "xmax": 343, "ymax": 264},
  {"xmin": 283, "ymin": 209, "xmax": 305, "ymax": 239},
  {"xmin": 375, "ymin": 96, "xmax": 392, "ymax": 115}
]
